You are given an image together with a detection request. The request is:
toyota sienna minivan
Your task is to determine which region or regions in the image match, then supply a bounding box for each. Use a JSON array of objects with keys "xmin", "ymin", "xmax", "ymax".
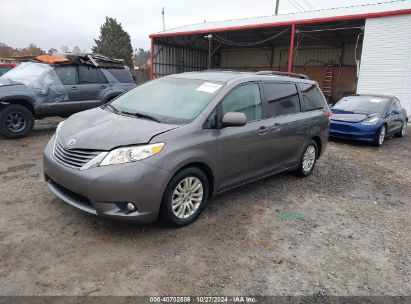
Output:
[{"xmin": 43, "ymin": 70, "xmax": 330, "ymax": 226}]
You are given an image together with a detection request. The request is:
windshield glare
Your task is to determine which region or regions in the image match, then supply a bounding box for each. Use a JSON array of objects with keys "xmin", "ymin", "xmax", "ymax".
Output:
[
  {"xmin": 110, "ymin": 77, "xmax": 224, "ymax": 124},
  {"xmin": 333, "ymin": 96, "xmax": 388, "ymax": 113},
  {"xmin": 0, "ymin": 62, "xmax": 51, "ymax": 84}
]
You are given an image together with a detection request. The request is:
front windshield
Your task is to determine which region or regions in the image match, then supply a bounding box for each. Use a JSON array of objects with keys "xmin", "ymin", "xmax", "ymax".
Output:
[
  {"xmin": 110, "ymin": 77, "xmax": 224, "ymax": 124},
  {"xmin": 1, "ymin": 62, "xmax": 51, "ymax": 84},
  {"xmin": 333, "ymin": 96, "xmax": 388, "ymax": 113}
]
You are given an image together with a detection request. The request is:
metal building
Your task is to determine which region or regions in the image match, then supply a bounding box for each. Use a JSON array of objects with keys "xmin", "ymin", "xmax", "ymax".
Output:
[{"xmin": 149, "ymin": 1, "xmax": 411, "ymax": 113}]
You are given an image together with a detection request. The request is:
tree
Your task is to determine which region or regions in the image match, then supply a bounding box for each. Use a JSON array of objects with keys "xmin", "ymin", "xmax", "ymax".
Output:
[
  {"xmin": 72, "ymin": 46, "xmax": 82, "ymax": 54},
  {"xmin": 0, "ymin": 42, "xmax": 14, "ymax": 57},
  {"xmin": 133, "ymin": 48, "xmax": 151, "ymax": 68},
  {"xmin": 92, "ymin": 17, "xmax": 134, "ymax": 69},
  {"xmin": 19, "ymin": 43, "xmax": 44, "ymax": 56},
  {"xmin": 0, "ymin": 42, "xmax": 45, "ymax": 57}
]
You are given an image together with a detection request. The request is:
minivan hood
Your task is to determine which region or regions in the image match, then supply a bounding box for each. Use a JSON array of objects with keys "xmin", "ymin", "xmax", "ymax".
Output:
[
  {"xmin": 331, "ymin": 109, "xmax": 379, "ymax": 123},
  {"xmin": 57, "ymin": 107, "xmax": 180, "ymax": 150}
]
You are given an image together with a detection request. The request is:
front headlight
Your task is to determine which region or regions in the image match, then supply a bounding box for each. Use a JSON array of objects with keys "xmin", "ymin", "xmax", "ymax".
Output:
[
  {"xmin": 99, "ymin": 143, "xmax": 165, "ymax": 166},
  {"xmin": 361, "ymin": 116, "xmax": 380, "ymax": 125}
]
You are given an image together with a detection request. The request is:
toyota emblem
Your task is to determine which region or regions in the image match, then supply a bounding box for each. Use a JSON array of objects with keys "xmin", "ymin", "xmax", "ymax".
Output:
[{"xmin": 66, "ymin": 138, "xmax": 77, "ymax": 146}]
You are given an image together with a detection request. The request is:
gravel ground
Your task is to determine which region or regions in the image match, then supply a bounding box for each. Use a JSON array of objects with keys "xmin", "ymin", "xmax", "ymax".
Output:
[{"xmin": 0, "ymin": 118, "xmax": 410, "ymax": 296}]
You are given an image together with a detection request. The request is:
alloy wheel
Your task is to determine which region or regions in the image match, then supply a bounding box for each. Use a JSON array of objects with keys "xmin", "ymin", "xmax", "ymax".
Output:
[
  {"xmin": 5, "ymin": 111, "xmax": 27, "ymax": 133},
  {"xmin": 171, "ymin": 176, "xmax": 204, "ymax": 219},
  {"xmin": 302, "ymin": 145, "xmax": 316, "ymax": 173},
  {"xmin": 402, "ymin": 123, "xmax": 407, "ymax": 136},
  {"xmin": 379, "ymin": 126, "xmax": 386, "ymax": 146}
]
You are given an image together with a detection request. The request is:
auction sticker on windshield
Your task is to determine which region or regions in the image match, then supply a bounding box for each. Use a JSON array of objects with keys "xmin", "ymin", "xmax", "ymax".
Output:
[{"xmin": 196, "ymin": 82, "xmax": 222, "ymax": 93}]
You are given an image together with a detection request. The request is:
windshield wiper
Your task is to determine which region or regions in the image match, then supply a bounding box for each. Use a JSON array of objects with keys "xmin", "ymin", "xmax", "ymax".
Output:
[{"xmin": 120, "ymin": 110, "xmax": 162, "ymax": 123}]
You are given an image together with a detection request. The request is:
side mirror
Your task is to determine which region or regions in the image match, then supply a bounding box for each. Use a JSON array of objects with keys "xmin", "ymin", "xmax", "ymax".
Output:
[
  {"xmin": 391, "ymin": 109, "xmax": 400, "ymax": 115},
  {"xmin": 222, "ymin": 112, "xmax": 247, "ymax": 127}
]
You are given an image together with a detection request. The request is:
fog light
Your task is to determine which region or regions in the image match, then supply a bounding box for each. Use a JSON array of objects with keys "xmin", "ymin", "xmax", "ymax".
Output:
[{"xmin": 126, "ymin": 203, "xmax": 136, "ymax": 211}]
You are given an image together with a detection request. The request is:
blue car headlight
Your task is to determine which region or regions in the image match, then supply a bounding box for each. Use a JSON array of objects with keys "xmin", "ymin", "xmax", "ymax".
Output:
[{"xmin": 361, "ymin": 116, "xmax": 380, "ymax": 125}]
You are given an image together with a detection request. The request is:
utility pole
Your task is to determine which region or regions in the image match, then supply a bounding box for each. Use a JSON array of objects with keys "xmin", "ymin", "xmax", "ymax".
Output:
[
  {"xmin": 206, "ymin": 34, "xmax": 213, "ymax": 69},
  {"xmin": 162, "ymin": 7, "xmax": 165, "ymax": 31},
  {"xmin": 275, "ymin": 0, "xmax": 280, "ymax": 15}
]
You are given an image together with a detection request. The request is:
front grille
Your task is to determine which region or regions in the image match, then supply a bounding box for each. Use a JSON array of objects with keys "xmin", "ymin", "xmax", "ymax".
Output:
[
  {"xmin": 48, "ymin": 178, "xmax": 92, "ymax": 207},
  {"xmin": 54, "ymin": 140, "xmax": 102, "ymax": 169}
]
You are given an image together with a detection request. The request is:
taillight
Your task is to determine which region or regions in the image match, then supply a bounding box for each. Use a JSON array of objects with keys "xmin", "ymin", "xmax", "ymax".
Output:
[{"xmin": 327, "ymin": 111, "xmax": 333, "ymax": 120}]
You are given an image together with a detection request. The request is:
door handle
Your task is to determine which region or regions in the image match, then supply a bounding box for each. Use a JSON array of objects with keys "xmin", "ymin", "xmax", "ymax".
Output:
[
  {"xmin": 271, "ymin": 123, "xmax": 282, "ymax": 132},
  {"xmin": 101, "ymin": 85, "xmax": 107, "ymax": 89},
  {"xmin": 70, "ymin": 86, "xmax": 78, "ymax": 90},
  {"xmin": 258, "ymin": 126, "xmax": 268, "ymax": 135}
]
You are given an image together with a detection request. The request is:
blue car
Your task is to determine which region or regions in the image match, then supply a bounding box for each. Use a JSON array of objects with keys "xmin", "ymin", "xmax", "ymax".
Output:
[{"xmin": 329, "ymin": 95, "xmax": 408, "ymax": 146}]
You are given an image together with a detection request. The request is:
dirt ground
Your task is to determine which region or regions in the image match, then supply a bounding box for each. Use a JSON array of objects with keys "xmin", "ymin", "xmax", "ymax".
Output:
[{"xmin": 0, "ymin": 118, "xmax": 410, "ymax": 296}]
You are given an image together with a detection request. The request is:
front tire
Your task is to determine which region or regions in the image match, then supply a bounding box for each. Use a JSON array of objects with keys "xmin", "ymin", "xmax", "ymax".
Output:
[
  {"xmin": 295, "ymin": 140, "xmax": 318, "ymax": 177},
  {"xmin": 396, "ymin": 121, "xmax": 407, "ymax": 137},
  {"xmin": 160, "ymin": 167, "xmax": 210, "ymax": 227},
  {"xmin": 375, "ymin": 125, "xmax": 386, "ymax": 146},
  {"xmin": 0, "ymin": 104, "xmax": 34, "ymax": 138}
]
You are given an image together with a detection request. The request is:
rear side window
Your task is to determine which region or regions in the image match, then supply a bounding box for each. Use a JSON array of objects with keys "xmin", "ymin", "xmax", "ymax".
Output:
[
  {"xmin": 299, "ymin": 83, "xmax": 326, "ymax": 111},
  {"xmin": 54, "ymin": 66, "xmax": 78, "ymax": 85},
  {"xmin": 108, "ymin": 68, "xmax": 133, "ymax": 83},
  {"xmin": 222, "ymin": 83, "xmax": 262, "ymax": 122},
  {"xmin": 79, "ymin": 66, "xmax": 107, "ymax": 83},
  {"xmin": 263, "ymin": 82, "xmax": 300, "ymax": 117}
]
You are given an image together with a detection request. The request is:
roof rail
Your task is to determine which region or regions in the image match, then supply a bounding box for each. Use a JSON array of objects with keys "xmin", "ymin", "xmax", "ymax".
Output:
[
  {"xmin": 203, "ymin": 68, "xmax": 248, "ymax": 73},
  {"xmin": 255, "ymin": 70, "xmax": 309, "ymax": 80}
]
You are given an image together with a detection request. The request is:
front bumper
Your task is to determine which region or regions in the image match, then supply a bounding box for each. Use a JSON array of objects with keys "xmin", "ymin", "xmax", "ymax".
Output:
[
  {"xmin": 43, "ymin": 136, "xmax": 171, "ymax": 223},
  {"xmin": 329, "ymin": 120, "xmax": 380, "ymax": 142}
]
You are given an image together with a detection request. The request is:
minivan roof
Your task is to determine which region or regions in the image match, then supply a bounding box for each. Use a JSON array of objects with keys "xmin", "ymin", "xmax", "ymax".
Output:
[
  {"xmin": 167, "ymin": 70, "xmax": 316, "ymax": 84},
  {"xmin": 346, "ymin": 94, "xmax": 396, "ymax": 99}
]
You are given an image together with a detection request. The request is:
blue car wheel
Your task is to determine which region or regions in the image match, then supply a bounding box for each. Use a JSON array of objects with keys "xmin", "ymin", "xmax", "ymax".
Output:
[
  {"xmin": 397, "ymin": 121, "xmax": 407, "ymax": 137},
  {"xmin": 376, "ymin": 125, "xmax": 386, "ymax": 147}
]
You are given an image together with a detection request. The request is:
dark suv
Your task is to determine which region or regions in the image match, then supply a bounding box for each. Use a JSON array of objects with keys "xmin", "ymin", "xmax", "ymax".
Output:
[
  {"xmin": 0, "ymin": 59, "xmax": 135, "ymax": 138},
  {"xmin": 43, "ymin": 70, "xmax": 330, "ymax": 227}
]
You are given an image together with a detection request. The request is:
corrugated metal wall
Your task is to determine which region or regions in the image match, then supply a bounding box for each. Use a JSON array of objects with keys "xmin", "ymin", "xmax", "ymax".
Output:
[
  {"xmin": 153, "ymin": 43, "xmax": 208, "ymax": 78},
  {"xmin": 358, "ymin": 15, "xmax": 411, "ymax": 114},
  {"xmin": 220, "ymin": 43, "xmax": 358, "ymax": 69}
]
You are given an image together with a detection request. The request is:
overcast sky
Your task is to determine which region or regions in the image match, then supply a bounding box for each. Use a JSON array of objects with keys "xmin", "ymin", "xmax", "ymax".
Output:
[{"xmin": 1, "ymin": 0, "xmax": 386, "ymax": 52}]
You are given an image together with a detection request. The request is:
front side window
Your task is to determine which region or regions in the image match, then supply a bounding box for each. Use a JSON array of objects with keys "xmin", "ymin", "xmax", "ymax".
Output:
[
  {"xmin": 264, "ymin": 82, "xmax": 300, "ymax": 117},
  {"xmin": 55, "ymin": 66, "xmax": 78, "ymax": 85},
  {"xmin": 299, "ymin": 83, "xmax": 326, "ymax": 111},
  {"xmin": 222, "ymin": 83, "xmax": 262, "ymax": 122},
  {"xmin": 110, "ymin": 77, "xmax": 224, "ymax": 125}
]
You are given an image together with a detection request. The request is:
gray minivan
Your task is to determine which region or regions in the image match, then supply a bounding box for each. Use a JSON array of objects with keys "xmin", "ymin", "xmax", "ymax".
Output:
[{"xmin": 43, "ymin": 71, "xmax": 330, "ymax": 226}]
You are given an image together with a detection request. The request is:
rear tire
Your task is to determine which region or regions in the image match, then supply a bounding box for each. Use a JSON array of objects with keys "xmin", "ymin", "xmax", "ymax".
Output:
[
  {"xmin": 374, "ymin": 125, "xmax": 386, "ymax": 147},
  {"xmin": 160, "ymin": 167, "xmax": 210, "ymax": 227},
  {"xmin": 295, "ymin": 140, "xmax": 318, "ymax": 177},
  {"xmin": 0, "ymin": 104, "xmax": 34, "ymax": 138}
]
